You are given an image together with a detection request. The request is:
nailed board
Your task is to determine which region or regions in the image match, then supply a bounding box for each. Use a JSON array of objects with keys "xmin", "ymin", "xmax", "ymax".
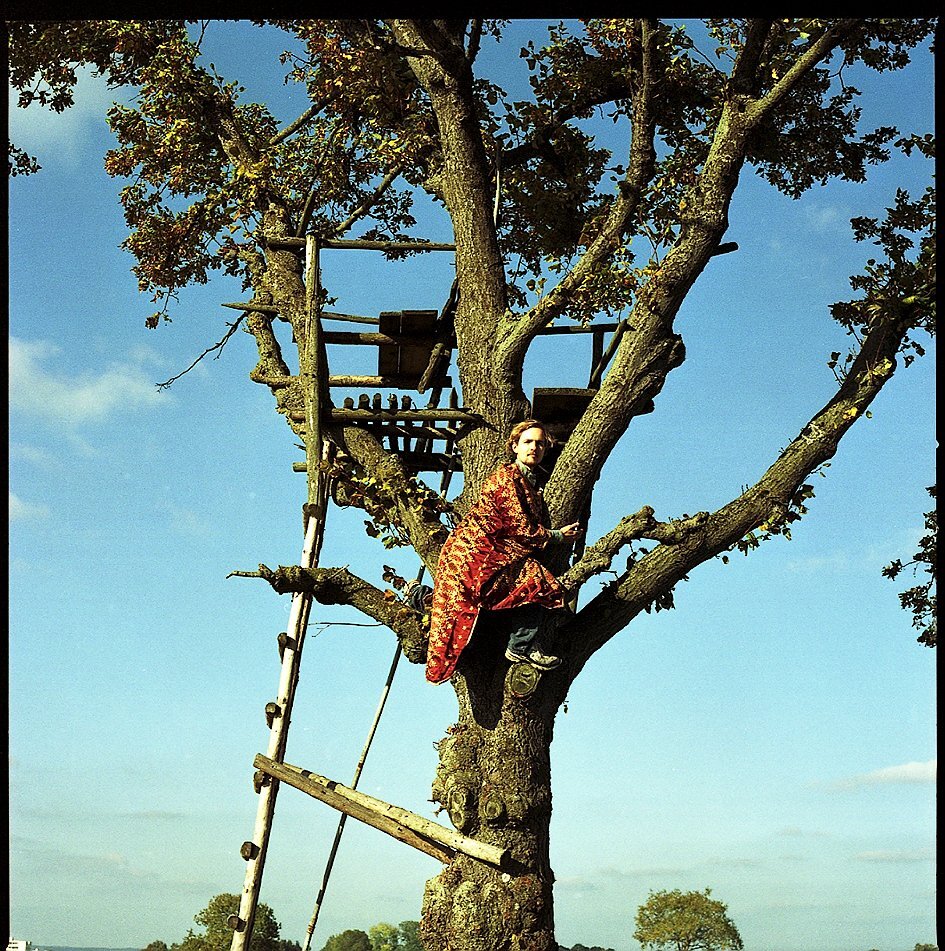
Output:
[
  {"xmin": 530, "ymin": 387, "xmax": 596, "ymax": 440},
  {"xmin": 377, "ymin": 310, "xmax": 440, "ymax": 383}
]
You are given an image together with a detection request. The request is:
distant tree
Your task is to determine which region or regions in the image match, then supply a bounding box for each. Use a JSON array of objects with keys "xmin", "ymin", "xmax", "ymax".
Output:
[
  {"xmin": 913, "ymin": 944, "xmax": 938, "ymax": 951},
  {"xmin": 174, "ymin": 893, "xmax": 281, "ymax": 951},
  {"xmin": 278, "ymin": 940, "xmax": 302, "ymax": 951},
  {"xmin": 395, "ymin": 922, "xmax": 422, "ymax": 951},
  {"xmin": 884, "ymin": 485, "xmax": 937, "ymax": 647},
  {"xmin": 634, "ymin": 888, "xmax": 743, "ymax": 951},
  {"xmin": 143, "ymin": 942, "xmax": 170, "ymax": 951},
  {"xmin": 563, "ymin": 944, "xmax": 616, "ymax": 951},
  {"xmin": 368, "ymin": 923, "xmax": 401, "ymax": 951},
  {"xmin": 319, "ymin": 931, "xmax": 371, "ymax": 951}
]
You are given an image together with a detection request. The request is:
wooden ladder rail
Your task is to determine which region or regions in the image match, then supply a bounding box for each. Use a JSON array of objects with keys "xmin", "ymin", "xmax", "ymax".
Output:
[{"xmin": 230, "ymin": 235, "xmax": 329, "ymax": 951}]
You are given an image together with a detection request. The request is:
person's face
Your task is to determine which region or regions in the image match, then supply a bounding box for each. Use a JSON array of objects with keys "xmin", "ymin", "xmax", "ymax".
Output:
[{"xmin": 513, "ymin": 427, "xmax": 548, "ymax": 467}]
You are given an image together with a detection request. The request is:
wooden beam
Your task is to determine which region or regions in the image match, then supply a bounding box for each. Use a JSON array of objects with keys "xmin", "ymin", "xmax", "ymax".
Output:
[
  {"xmin": 255, "ymin": 756, "xmax": 454, "ymax": 864},
  {"xmin": 323, "ymin": 238, "xmax": 455, "ymax": 252},
  {"xmin": 326, "ymin": 374, "xmax": 452, "ymax": 388},
  {"xmin": 254, "ymin": 755, "xmax": 509, "ymax": 868},
  {"xmin": 323, "ymin": 331, "xmax": 434, "ymax": 346},
  {"xmin": 266, "ymin": 236, "xmax": 455, "ymax": 252},
  {"xmin": 322, "ymin": 311, "xmax": 380, "ymax": 326},
  {"xmin": 323, "ymin": 408, "xmax": 478, "ymax": 422},
  {"xmin": 537, "ymin": 322, "xmax": 622, "ymax": 336}
]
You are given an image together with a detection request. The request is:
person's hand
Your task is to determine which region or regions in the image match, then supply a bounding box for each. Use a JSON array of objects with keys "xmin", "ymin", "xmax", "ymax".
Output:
[{"xmin": 559, "ymin": 522, "xmax": 583, "ymax": 541}]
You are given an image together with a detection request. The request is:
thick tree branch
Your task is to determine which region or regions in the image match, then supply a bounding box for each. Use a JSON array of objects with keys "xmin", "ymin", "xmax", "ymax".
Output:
[
  {"xmin": 558, "ymin": 506, "xmax": 711, "ymax": 592},
  {"xmin": 746, "ymin": 19, "xmax": 861, "ymax": 123},
  {"xmin": 329, "ymin": 424, "xmax": 451, "ymax": 573},
  {"xmin": 498, "ymin": 20, "xmax": 659, "ymax": 362},
  {"xmin": 545, "ymin": 19, "xmax": 863, "ymax": 524},
  {"xmin": 229, "ymin": 563, "xmax": 427, "ymax": 659},
  {"xmin": 387, "ymin": 18, "xmax": 513, "ymax": 483},
  {"xmin": 563, "ymin": 306, "xmax": 913, "ymax": 675},
  {"xmin": 729, "ymin": 19, "xmax": 774, "ymax": 95}
]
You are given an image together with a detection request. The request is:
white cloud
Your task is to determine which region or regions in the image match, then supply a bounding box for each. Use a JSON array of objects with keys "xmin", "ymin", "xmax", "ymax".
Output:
[
  {"xmin": 9, "ymin": 336, "xmax": 168, "ymax": 426},
  {"xmin": 9, "ymin": 491, "xmax": 50, "ymax": 521},
  {"xmin": 10, "ymin": 442, "xmax": 57, "ymax": 467},
  {"xmin": 827, "ymin": 759, "xmax": 936, "ymax": 791}
]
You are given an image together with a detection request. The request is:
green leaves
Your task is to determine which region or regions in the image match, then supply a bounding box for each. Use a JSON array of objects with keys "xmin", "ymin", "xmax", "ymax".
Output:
[{"xmin": 634, "ymin": 887, "xmax": 744, "ymax": 951}]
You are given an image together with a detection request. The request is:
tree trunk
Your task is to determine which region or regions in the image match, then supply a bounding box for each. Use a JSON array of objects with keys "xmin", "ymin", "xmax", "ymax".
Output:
[{"xmin": 420, "ymin": 619, "xmax": 564, "ymax": 951}]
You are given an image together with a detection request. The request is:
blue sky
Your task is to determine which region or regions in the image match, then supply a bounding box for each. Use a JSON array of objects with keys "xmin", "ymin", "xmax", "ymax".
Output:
[{"xmin": 8, "ymin": 20, "xmax": 936, "ymax": 951}]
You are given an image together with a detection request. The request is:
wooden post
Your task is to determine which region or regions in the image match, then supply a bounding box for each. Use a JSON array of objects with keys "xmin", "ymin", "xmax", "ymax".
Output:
[
  {"xmin": 230, "ymin": 237, "xmax": 329, "ymax": 951},
  {"xmin": 230, "ymin": 511, "xmax": 323, "ymax": 951},
  {"xmin": 303, "ymin": 236, "xmax": 324, "ymax": 511},
  {"xmin": 588, "ymin": 319, "xmax": 629, "ymax": 389}
]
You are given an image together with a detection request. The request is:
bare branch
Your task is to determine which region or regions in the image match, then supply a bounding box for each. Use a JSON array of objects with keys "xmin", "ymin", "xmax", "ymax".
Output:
[
  {"xmin": 229, "ymin": 562, "xmax": 427, "ymax": 655},
  {"xmin": 155, "ymin": 315, "xmax": 245, "ymax": 390},
  {"xmin": 269, "ymin": 95, "xmax": 334, "ymax": 147},
  {"xmin": 333, "ymin": 161, "xmax": 407, "ymax": 237}
]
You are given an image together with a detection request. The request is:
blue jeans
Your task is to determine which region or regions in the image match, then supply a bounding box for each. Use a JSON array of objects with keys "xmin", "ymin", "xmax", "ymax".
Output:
[{"xmin": 499, "ymin": 604, "xmax": 542, "ymax": 653}]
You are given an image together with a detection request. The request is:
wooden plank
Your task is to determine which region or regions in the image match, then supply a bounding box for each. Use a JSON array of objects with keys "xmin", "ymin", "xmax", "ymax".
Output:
[
  {"xmin": 254, "ymin": 756, "xmax": 455, "ymax": 864},
  {"xmin": 323, "ymin": 238, "xmax": 455, "ymax": 252},
  {"xmin": 293, "ymin": 407, "xmax": 477, "ymax": 422},
  {"xmin": 531, "ymin": 387, "xmax": 597, "ymax": 422},
  {"xmin": 255, "ymin": 756, "xmax": 509, "ymax": 868},
  {"xmin": 321, "ymin": 311, "xmax": 380, "ymax": 326}
]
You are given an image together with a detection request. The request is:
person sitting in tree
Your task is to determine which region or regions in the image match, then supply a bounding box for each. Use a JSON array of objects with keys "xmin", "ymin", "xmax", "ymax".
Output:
[{"xmin": 408, "ymin": 419, "xmax": 583, "ymax": 684}]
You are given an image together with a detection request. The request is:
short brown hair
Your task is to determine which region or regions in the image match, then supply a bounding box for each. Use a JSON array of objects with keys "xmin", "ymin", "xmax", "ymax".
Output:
[{"xmin": 506, "ymin": 419, "xmax": 554, "ymax": 455}]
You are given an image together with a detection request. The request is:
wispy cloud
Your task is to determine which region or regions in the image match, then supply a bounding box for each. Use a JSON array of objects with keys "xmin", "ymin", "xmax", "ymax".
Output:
[
  {"xmin": 777, "ymin": 826, "xmax": 831, "ymax": 838},
  {"xmin": 826, "ymin": 759, "xmax": 936, "ymax": 791},
  {"xmin": 162, "ymin": 501, "xmax": 212, "ymax": 537},
  {"xmin": 804, "ymin": 201, "xmax": 848, "ymax": 234},
  {"xmin": 854, "ymin": 848, "xmax": 935, "ymax": 863},
  {"xmin": 10, "ymin": 442, "xmax": 58, "ymax": 467},
  {"xmin": 9, "ymin": 336, "xmax": 168, "ymax": 426},
  {"xmin": 9, "ymin": 491, "xmax": 50, "ymax": 521}
]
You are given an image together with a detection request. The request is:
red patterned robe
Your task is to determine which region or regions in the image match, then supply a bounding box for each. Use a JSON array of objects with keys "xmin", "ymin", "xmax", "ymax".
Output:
[{"xmin": 425, "ymin": 462, "xmax": 567, "ymax": 684}]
